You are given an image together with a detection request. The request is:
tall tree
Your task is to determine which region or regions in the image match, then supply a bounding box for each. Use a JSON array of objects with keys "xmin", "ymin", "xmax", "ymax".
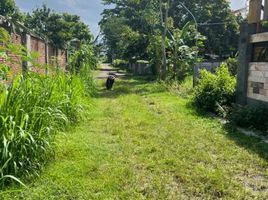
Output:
[
  {"xmin": 26, "ymin": 5, "xmax": 93, "ymax": 48},
  {"xmin": 100, "ymin": 0, "xmax": 159, "ymax": 62},
  {"xmin": 101, "ymin": 0, "xmax": 240, "ymax": 59},
  {"xmin": 169, "ymin": 0, "xmax": 240, "ymax": 57}
]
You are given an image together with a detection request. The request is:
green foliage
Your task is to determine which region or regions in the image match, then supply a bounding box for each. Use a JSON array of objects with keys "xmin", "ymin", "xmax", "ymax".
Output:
[
  {"xmin": 170, "ymin": 0, "xmax": 240, "ymax": 57},
  {"xmin": 164, "ymin": 76, "xmax": 194, "ymax": 98},
  {"xmin": 0, "ymin": 0, "xmax": 23, "ymax": 20},
  {"xmin": 100, "ymin": 0, "xmax": 158, "ymax": 62},
  {"xmin": 147, "ymin": 35, "xmax": 162, "ymax": 76},
  {"xmin": 101, "ymin": 0, "xmax": 240, "ymax": 79},
  {"xmin": 225, "ymin": 57, "xmax": 238, "ymax": 76},
  {"xmin": 0, "ymin": 27, "xmax": 96, "ymax": 188},
  {"xmin": 79, "ymin": 67, "xmax": 97, "ymax": 97},
  {"xmin": 69, "ymin": 44, "xmax": 97, "ymax": 74},
  {"xmin": 0, "ymin": 28, "xmax": 20, "ymax": 81},
  {"xmin": 25, "ymin": 5, "xmax": 92, "ymax": 48},
  {"xmin": 0, "ymin": 72, "xmax": 95, "ymax": 187},
  {"xmin": 193, "ymin": 64, "xmax": 236, "ymax": 113},
  {"xmin": 112, "ymin": 59, "xmax": 128, "ymax": 68},
  {"xmin": 228, "ymin": 105, "xmax": 268, "ymax": 133},
  {"xmin": 167, "ymin": 22, "xmax": 205, "ymax": 81},
  {"xmin": 147, "ymin": 23, "xmax": 205, "ymax": 81}
]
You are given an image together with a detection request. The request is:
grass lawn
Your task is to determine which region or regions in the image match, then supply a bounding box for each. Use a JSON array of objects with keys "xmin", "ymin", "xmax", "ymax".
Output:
[{"xmin": 2, "ymin": 76, "xmax": 268, "ymax": 199}]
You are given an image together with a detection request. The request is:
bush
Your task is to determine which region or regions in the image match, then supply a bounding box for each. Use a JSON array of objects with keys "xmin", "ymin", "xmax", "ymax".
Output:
[
  {"xmin": 113, "ymin": 59, "xmax": 128, "ymax": 68},
  {"xmin": 225, "ymin": 57, "xmax": 238, "ymax": 76},
  {"xmin": 228, "ymin": 105, "xmax": 268, "ymax": 133},
  {"xmin": 69, "ymin": 43, "xmax": 97, "ymax": 73},
  {"xmin": 193, "ymin": 64, "xmax": 236, "ymax": 114}
]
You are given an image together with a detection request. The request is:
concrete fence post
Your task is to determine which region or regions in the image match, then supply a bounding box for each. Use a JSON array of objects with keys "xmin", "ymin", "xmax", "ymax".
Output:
[
  {"xmin": 22, "ymin": 33, "xmax": 31, "ymax": 72},
  {"xmin": 264, "ymin": 0, "xmax": 268, "ymax": 21},
  {"xmin": 138, "ymin": 63, "xmax": 141, "ymax": 75},
  {"xmin": 236, "ymin": 23, "xmax": 256, "ymax": 105},
  {"xmin": 65, "ymin": 50, "xmax": 68, "ymax": 72},
  {"xmin": 45, "ymin": 43, "xmax": 49, "ymax": 74},
  {"xmin": 132, "ymin": 63, "xmax": 135, "ymax": 73}
]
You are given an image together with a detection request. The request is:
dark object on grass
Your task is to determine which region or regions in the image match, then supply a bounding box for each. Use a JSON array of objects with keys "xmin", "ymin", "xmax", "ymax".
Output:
[{"xmin": 106, "ymin": 74, "xmax": 116, "ymax": 90}]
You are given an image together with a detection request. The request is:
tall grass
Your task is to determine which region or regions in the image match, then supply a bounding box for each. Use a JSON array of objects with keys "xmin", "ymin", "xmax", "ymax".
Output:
[
  {"xmin": 0, "ymin": 72, "xmax": 96, "ymax": 187},
  {"xmin": 0, "ymin": 27, "xmax": 97, "ymax": 187}
]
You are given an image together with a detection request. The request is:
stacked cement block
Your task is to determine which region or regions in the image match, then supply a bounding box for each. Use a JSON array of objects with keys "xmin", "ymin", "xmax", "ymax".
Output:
[{"xmin": 128, "ymin": 62, "xmax": 152, "ymax": 76}]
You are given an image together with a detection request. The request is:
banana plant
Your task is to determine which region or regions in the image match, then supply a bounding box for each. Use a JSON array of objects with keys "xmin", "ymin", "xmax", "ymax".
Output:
[{"xmin": 166, "ymin": 22, "xmax": 205, "ymax": 81}]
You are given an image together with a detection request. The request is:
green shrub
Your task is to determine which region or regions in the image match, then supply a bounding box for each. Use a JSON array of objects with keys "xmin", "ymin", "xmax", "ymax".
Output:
[
  {"xmin": 228, "ymin": 105, "xmax": 268, "ymax": 133},
  {"xmin": 113, "ymin": 59, "xmax": 128, "ymax": 68},
  {"xmin": 69, "ymin": 43, "xmax": 97, "ymax": 73},
  {"xmin": 193, "ymin": 64, "xmax": 236, "ymax": 113}
]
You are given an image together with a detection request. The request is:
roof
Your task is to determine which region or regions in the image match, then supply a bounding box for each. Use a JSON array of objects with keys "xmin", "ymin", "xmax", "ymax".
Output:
[{"xmin": 0, "ymin": 15, "xmax": 52, "ymax": 44}]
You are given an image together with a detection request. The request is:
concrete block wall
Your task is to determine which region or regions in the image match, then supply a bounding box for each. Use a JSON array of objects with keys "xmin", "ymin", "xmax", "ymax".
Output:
[
  {"xmin": 7, "ymin": 33, "xmax": 22, "ymax": 78},
  {"xmin": 194, "ymin": 62, "xmax": 221, "ymax": 79},
  {"xmin": 247, "ymin": 63, "xmax": 268, "ymax": 102},
  {"xmin": 8, "ymin": 34, "xmax": 22, "ymax": 76},
  {"xmin": 57, "ymin": 49, "xmax": 67, "ymax": 71},
  {"xmin": 31, "ymin": 36, "xmax": 46, "ymax": 65},
  {"xmin": 30, "ymin": 36, "xmax": 46, "ymax": 74},
  {"xmin": 128, "ymin": 62, "xmax": 152, "ymax": 76},
  {"xmin": 236, "ymin": 1, "xmax": 268, "ymax": 105},
  {"xmin": 0, "ymin": 27, "xmax": 68, "ymax": 78},
  {"xmin": 48, "ymin": 44, "xmax": 56, "ymax": 66}
]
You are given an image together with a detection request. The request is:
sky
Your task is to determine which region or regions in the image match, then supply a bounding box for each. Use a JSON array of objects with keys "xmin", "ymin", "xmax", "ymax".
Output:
[{"xmin": 15, "ymin": 0, "xmax": 247, "ymax": 37}]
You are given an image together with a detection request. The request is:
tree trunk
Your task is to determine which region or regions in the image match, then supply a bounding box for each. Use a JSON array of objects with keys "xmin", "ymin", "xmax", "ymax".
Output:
[{"xmin": 160, "ymin": 0, "xmax": 168, "ymax": 80}]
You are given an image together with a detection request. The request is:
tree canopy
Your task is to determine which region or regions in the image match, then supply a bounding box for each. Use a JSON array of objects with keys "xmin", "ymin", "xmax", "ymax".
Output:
[
  {"xmin": 169, "ymin": 0, "xmax": 240, "ymax": 57},
  {"xmin": 100, "ymin": 0, "xmax": 240, "ymax": 60},
  {"xmin": 0, "ymin": 0, "xmax": 23, "ymax": 20},
  {"xmin": 25, "ymin": 5, "xmax": 93, "ymax": 48}
]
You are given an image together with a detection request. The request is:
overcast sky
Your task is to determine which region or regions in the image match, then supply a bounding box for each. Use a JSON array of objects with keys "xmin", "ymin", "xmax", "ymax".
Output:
[{"xmin": 15, "ymin": 0, "xmax": 247, "ymax": 37}]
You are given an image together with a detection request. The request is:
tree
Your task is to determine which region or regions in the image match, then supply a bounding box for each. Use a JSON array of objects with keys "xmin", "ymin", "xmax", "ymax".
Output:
[
  {"xmin": 160, "ymin": 0, "xmax": 169, "ymax": 80},
  {"xmin": 167, "ymin": 22, "xmax": 205, "ymax": 81},
  {"xmin": 100, "ymin": 0, "xmax": 159, "ymax": 62},
  {"xmin": 100, "ymin": 0, "xmax": 238, "ymax": 80},
  {"xmin": 169, "ymin": 0, "xmax": 240, "ymax": 57},
  {"xmin": 0, "ymin": 0, "xmax": 22, "ymax": 20},
  {"xmin": 25, "ymin": 5, "xmax": 93, "ymax": 48},
  {"xmin": 101, "ymin": 0, "xmax": 240, "ymax": 59}
]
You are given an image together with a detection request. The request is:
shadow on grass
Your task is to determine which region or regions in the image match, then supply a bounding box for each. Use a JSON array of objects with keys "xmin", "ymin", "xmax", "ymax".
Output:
[
  {"xmin": 96, "ymin": 75, "xmax": 163, "ymax": 99},
  {"xmin": 186, "ymin": 102, "xmax": 268, "ymax": 161},
  {"xmin": 223, "ymin": 124, "xmax": 268, "ymax": 161}
]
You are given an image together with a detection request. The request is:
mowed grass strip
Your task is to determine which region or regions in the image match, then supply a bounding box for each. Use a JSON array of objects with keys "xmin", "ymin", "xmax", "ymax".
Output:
[{"xmin": 2, "ymin": 77, "xmax": 268, "ymax": 199}]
